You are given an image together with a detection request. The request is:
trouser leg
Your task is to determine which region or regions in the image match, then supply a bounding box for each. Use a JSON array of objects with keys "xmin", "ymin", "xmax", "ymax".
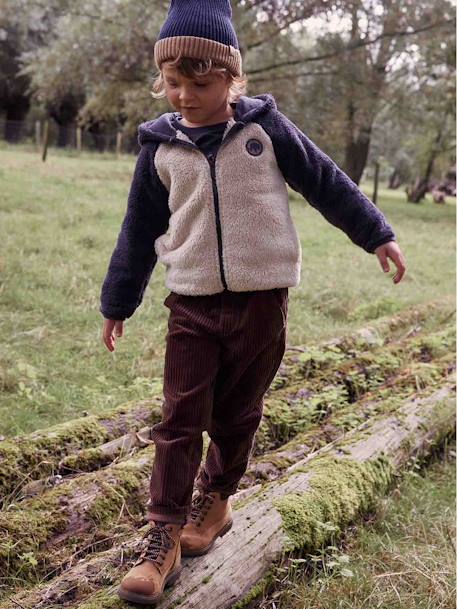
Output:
[
  {"xmin": 195, "ymin": 288, "xmax": 288, "ymax": 498},
  {"xmin": 147, "ymin": 293, "xmax": 221, "ymax": 524}
]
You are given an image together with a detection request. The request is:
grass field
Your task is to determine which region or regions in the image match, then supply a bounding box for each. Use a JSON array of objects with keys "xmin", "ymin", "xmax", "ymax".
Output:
[{"xmin": 0, "ymin": 144, "xmax": 455, "ymax": 437}]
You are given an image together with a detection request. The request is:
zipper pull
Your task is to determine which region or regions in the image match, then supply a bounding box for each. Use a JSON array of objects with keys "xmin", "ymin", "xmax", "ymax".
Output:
[{"xmin": 207, "ymin": 153, "xmax": 215, "ymax": 164}]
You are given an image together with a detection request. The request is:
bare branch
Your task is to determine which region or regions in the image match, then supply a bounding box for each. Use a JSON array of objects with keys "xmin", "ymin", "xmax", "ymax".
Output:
[
  {"xmin": 247, "ymin": 19, "xmax": 455, "ymax": 75},
  {"xmin": 248, "ymin": 69, "xmax": 337, "ymax": 83}
]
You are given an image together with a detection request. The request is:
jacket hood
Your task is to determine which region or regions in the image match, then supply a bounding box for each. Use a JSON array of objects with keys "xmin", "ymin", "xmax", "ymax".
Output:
[{"xmin": 138, "ymin": 94, "xmax": 277, "ymax": 146}]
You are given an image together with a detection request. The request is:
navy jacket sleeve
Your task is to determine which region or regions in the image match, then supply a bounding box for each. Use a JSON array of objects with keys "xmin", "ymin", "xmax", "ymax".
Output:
[
  {"xmin": 256, "ymin": 109, "xmax": 396, "ymax": 253},
  {"xmin": 100, "ymin": 145, "xmax": 170, "ymax": 320}
]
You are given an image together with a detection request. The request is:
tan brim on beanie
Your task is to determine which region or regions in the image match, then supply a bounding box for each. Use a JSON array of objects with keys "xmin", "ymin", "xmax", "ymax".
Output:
[{"xmin": 154, "ymin": 35, "xmax": 242, "ymax": 77}]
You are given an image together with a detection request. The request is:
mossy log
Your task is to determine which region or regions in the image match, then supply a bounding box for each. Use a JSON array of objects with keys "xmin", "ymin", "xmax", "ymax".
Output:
[
  {"xmin": 0, "ymin": 333, "xmax": 453, "ymax": 589},
  {"xmin": 0, "ymin": 447, "xmax": 156, "ymax": 583},
  {"xmin": 9, "ymin": 312, "xmax": 455, "ymax": 507},
  {"xmin": 1, "ymin": 298, "xmax": 452, "ymax": 505},
  {"xmin": 19, "ymin": 328, "xmax": 454, "ymax": 503},
  {"xmin": 20, "ymin": 426, "xmax": 156, "ymax": 498},
  {"xmin": 241, "ymin": 362, "xmax": 455, "ymax": 486},
  {"xmin": 255, "ymin": 322, "xmax": 455, "ymax": 454},
  {"xmin": 0, "ymin": 392, "xmax": 163, "ymax": 506},
  {"xmin": 84, "ymin": 381, "xmax": 457, "ymax": 609},
  {"xmin": 0, "ymin": 381, "xmax": 453, "ymax": 609}
]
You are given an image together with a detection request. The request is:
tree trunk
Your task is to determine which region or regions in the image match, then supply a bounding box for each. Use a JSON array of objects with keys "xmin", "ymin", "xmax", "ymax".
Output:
[
  {"xmin": 342, "ymin": 125, "xmax": 372, "ymax": 185},
  {"xmin": 406, "ymin": 118, "xmax": 447, "ymax": 203},
  {"xmin": 388, "ymin": 168, "xmax": 403, "ymax": 189},
  {"xmin": 0, "ymin": 394, "xmax": 164, "ymax": 504},
  {"xmin": 48, "ymin": 94, "xmax": 82, "ymax": 148}
]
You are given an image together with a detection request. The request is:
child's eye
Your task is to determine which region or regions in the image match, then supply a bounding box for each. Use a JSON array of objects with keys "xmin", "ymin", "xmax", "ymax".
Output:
[{"xmin": 195, "ymin": 83, "xmax": 207, "ymax": 88}]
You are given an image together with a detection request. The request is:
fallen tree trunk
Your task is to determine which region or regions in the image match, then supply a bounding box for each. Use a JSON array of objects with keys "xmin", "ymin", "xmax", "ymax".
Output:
[
  {"xmin": 255, "ymin": 323, "xmax": 455, "ymax": 454},
  {"xmin": 13, "ymin": 316, "xmax": 456, "ymax": 506},
  {"xmin": 19, "ymin": 323, "xmax": 454, "ymax": 502},
  {"xmin": 0, "ymin": 335, "xmax": 453, "ymax": 588},
  {"xmin": 0, "ymin": 393, "xmax": 164, "ymax": 506},
  {"xmin": 148, "ymin": 383, "xmax": 456, "ymax": 609},
  {"xmin": 241, "ymin": 360, "xmax": 455, "ymax": 487},
  {"xmin": 1, "ymin": 298, "xmax": 452, "ymax": 504},
  {"xmin": 1, "ymin": 381, "xmax": 454, "ymax": 609}
]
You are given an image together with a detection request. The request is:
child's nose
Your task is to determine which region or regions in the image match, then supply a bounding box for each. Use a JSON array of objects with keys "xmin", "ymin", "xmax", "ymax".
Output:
[{"xmin": 179, "ymin": 88, "xmax": 194, "ymax": 103}]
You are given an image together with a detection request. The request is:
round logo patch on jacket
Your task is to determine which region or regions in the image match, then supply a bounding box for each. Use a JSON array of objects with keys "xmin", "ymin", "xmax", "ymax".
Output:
[{"xmin": 246, "ymin": 139, "xmax": 263, "ymax": 156}]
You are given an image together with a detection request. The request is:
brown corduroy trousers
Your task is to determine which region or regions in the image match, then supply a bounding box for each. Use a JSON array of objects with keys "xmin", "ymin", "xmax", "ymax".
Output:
[{"xmin": 146, "ymin": 287, "xmax": 289, "ymax": 525}]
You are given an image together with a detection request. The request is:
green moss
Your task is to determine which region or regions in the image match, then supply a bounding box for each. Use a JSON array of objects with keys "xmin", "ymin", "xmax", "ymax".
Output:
[
  {"xmin": 0, "ymin": 417, "xmax": 111, "ymax": 501},
  {"xmin": 0, "ymin": 397, "xmax": 164, "ymax": 503},
  {"xmin": 0, "ymin": 484, "xmax": 70, "ymax": 581},
  {"xmin": 296, "ymin": 345, "xmax": 346, "ymax": 373},
  {"xmin": 258, "ymin": 324, "xmax": 453, "ymax": 456},
  {"xmin": 0, "ymin": 449, "xmax": 154, "ymax": 585},
  {"xmin": 256, "ymin": 453, "xmax": 295, "ymax": 470},
  {"xmin": 60, "ymin": 446, "xmax": 107, "ymax": 472},
  {"xmin": 72, "ymin": 588, "xmax": 127, "ymax": 609},
  {"xmin": 408, "ymin": 325, "xmax": 456, "ymax": 361},
  {"xmin": 273, "ymin": 455, "xmax": 394, "ymax": 552},
  {"xmin": 85, "ymin": 459, "xmax": 152, "ymax": 526}
]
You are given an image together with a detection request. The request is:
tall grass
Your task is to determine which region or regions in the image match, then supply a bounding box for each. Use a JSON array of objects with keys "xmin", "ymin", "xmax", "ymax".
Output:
[{"xmin": 0, "ymin": 145, "xmax": 455, "ymax": 435}]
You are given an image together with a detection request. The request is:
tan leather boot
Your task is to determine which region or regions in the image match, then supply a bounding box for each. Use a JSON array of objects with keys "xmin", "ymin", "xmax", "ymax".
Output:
[
  {"xmin": 118, "ymin": 521, "xmax": 184, "ymax": 604},
  {"xmin": 180, "ymin": 490, "xmax": 233, "ymax": 557}
]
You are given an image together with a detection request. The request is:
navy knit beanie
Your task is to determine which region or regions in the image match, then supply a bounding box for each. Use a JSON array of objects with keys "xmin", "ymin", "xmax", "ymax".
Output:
[{"xmin": 154, "ymin": 0, "xmax": 242, "ymax": 77}]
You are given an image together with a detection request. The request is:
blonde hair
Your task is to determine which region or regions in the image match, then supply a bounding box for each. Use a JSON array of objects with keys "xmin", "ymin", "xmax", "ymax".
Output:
[{"xmin": 151, "ymin": 53, "xmax": 248, "ymax": 104}]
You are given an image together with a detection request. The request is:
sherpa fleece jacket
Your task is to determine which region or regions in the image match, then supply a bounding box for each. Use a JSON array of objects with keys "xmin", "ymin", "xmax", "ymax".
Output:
[{"xmin": 100, "ymin": 94, "xmax": 396, "ymax": 320}]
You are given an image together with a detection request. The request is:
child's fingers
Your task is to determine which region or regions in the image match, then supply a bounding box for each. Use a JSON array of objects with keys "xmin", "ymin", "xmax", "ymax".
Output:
[
  {"xmin": 115, "ymin": 320, "xmax": 123, "ymax": 337},
  {"xmin": 377, "ymin": 250, "xmax": 390, "ymax": 273},
  {"xmin": 103, "ymin": 319, "xmax": 116, "ymax": 352},
  {"xmin": 392, "ymin": 251, "xmax": 406, "ymax": 284}
]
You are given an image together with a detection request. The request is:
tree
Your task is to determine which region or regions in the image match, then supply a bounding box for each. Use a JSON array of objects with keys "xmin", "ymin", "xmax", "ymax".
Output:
[
  {"xmin": 245, "ymin": 0, "xmax": 455, "ymax": 184},
  {"xmin": 0, "ymin": 0, "xmax": 69, "ymax": 141},
  {"xmin": 20, "ymin": 0, "xmax": 170, "ymax": 144}
]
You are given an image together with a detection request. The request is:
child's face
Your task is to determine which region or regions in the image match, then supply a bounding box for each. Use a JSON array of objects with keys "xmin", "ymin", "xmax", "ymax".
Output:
[{"xmin": 162, "ymin": 62, "xmax": 232, "ymax": 127}]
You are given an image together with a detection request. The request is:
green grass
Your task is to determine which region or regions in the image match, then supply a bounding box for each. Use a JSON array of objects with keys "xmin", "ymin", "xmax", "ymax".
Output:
[
  {"xmin": 260, "ymin": 441, "xmax": 456, "ymax": 609},
  {"xmin": 0, "ymin": 145, "xmax": 455, "ymax": 436}
]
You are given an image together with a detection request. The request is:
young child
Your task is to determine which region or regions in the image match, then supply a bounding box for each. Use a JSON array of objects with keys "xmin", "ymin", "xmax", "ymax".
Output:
[{"xmin": 100, "ymin": 0, "xmax": 406, "ymax": 603}]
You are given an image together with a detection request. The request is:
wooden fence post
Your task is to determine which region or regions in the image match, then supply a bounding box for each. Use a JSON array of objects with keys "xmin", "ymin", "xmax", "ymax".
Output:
[
  {"xmin": 372, "ymin": 160, "xmax": 380, "ymax": 206},
  {"xmin": 116, "ymin": 131, "xmax": 122, "ymax": 158},
  {"xmin": 41, "ymin": 120, "xmax": 49, "ymax": 162},
  {"xmin": 35, "ymin": 121, "xmax": 41, "ymax": 150},
  {"xmin": 76, "ymin": 127, "xmax": 82, "ymax": 154}
]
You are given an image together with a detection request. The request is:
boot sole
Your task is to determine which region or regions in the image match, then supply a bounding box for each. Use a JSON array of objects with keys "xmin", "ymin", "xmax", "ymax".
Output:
[
  {"xmin": 181, "ymin": 519, "xmax": 233, "ymax": 557},
  {"xmin": 117, "ymin": 564, "xmax": 182, "ymax": 604}
]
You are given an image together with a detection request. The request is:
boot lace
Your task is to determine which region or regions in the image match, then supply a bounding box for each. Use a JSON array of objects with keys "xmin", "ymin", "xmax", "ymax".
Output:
[
  {"xmin": 136, "ymin": 524, "xmax": 175, "ymax": 566},
  {"xmin": 189, "ymin": 492, "xmax": 215, "ymax": 526}
]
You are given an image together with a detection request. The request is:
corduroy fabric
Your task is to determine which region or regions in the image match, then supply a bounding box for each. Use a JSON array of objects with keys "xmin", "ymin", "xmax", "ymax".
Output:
[
  {"xmin": 154, "ymin": 35, "xmax": 242, "ymax": 76},
  {"xmin": 146, "ymin": 287, "xmax": 288, "ymax": 524}
]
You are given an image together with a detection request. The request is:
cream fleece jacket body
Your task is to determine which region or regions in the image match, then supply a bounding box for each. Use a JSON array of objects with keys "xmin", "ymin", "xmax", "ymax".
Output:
[{"xmin": 100, "ymin": 94, "xmax": 396, "ymax": 320}]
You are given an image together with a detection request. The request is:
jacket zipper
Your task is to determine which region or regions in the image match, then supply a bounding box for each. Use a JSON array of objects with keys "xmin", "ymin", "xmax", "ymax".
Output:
[
  {"xmin": 157, "ymin": 122, "xmax": 243, "ymax": 291},
  {"xmin": 205, "ymin": 123, "xmax": 244, "ymax": 290},
  {"xmin": 206, "ymin": 152, "xmax": 227, "ymax": 289}
]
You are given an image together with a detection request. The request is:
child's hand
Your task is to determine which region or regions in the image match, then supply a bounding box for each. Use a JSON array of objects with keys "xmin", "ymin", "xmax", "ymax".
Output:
[
  {"xmin": 374, "ymin": 241, "xmax": 406, "ymax": 284},
  {"xmin": 103, "ymin": 318, "xmax": 124, "ymax": 352}
]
